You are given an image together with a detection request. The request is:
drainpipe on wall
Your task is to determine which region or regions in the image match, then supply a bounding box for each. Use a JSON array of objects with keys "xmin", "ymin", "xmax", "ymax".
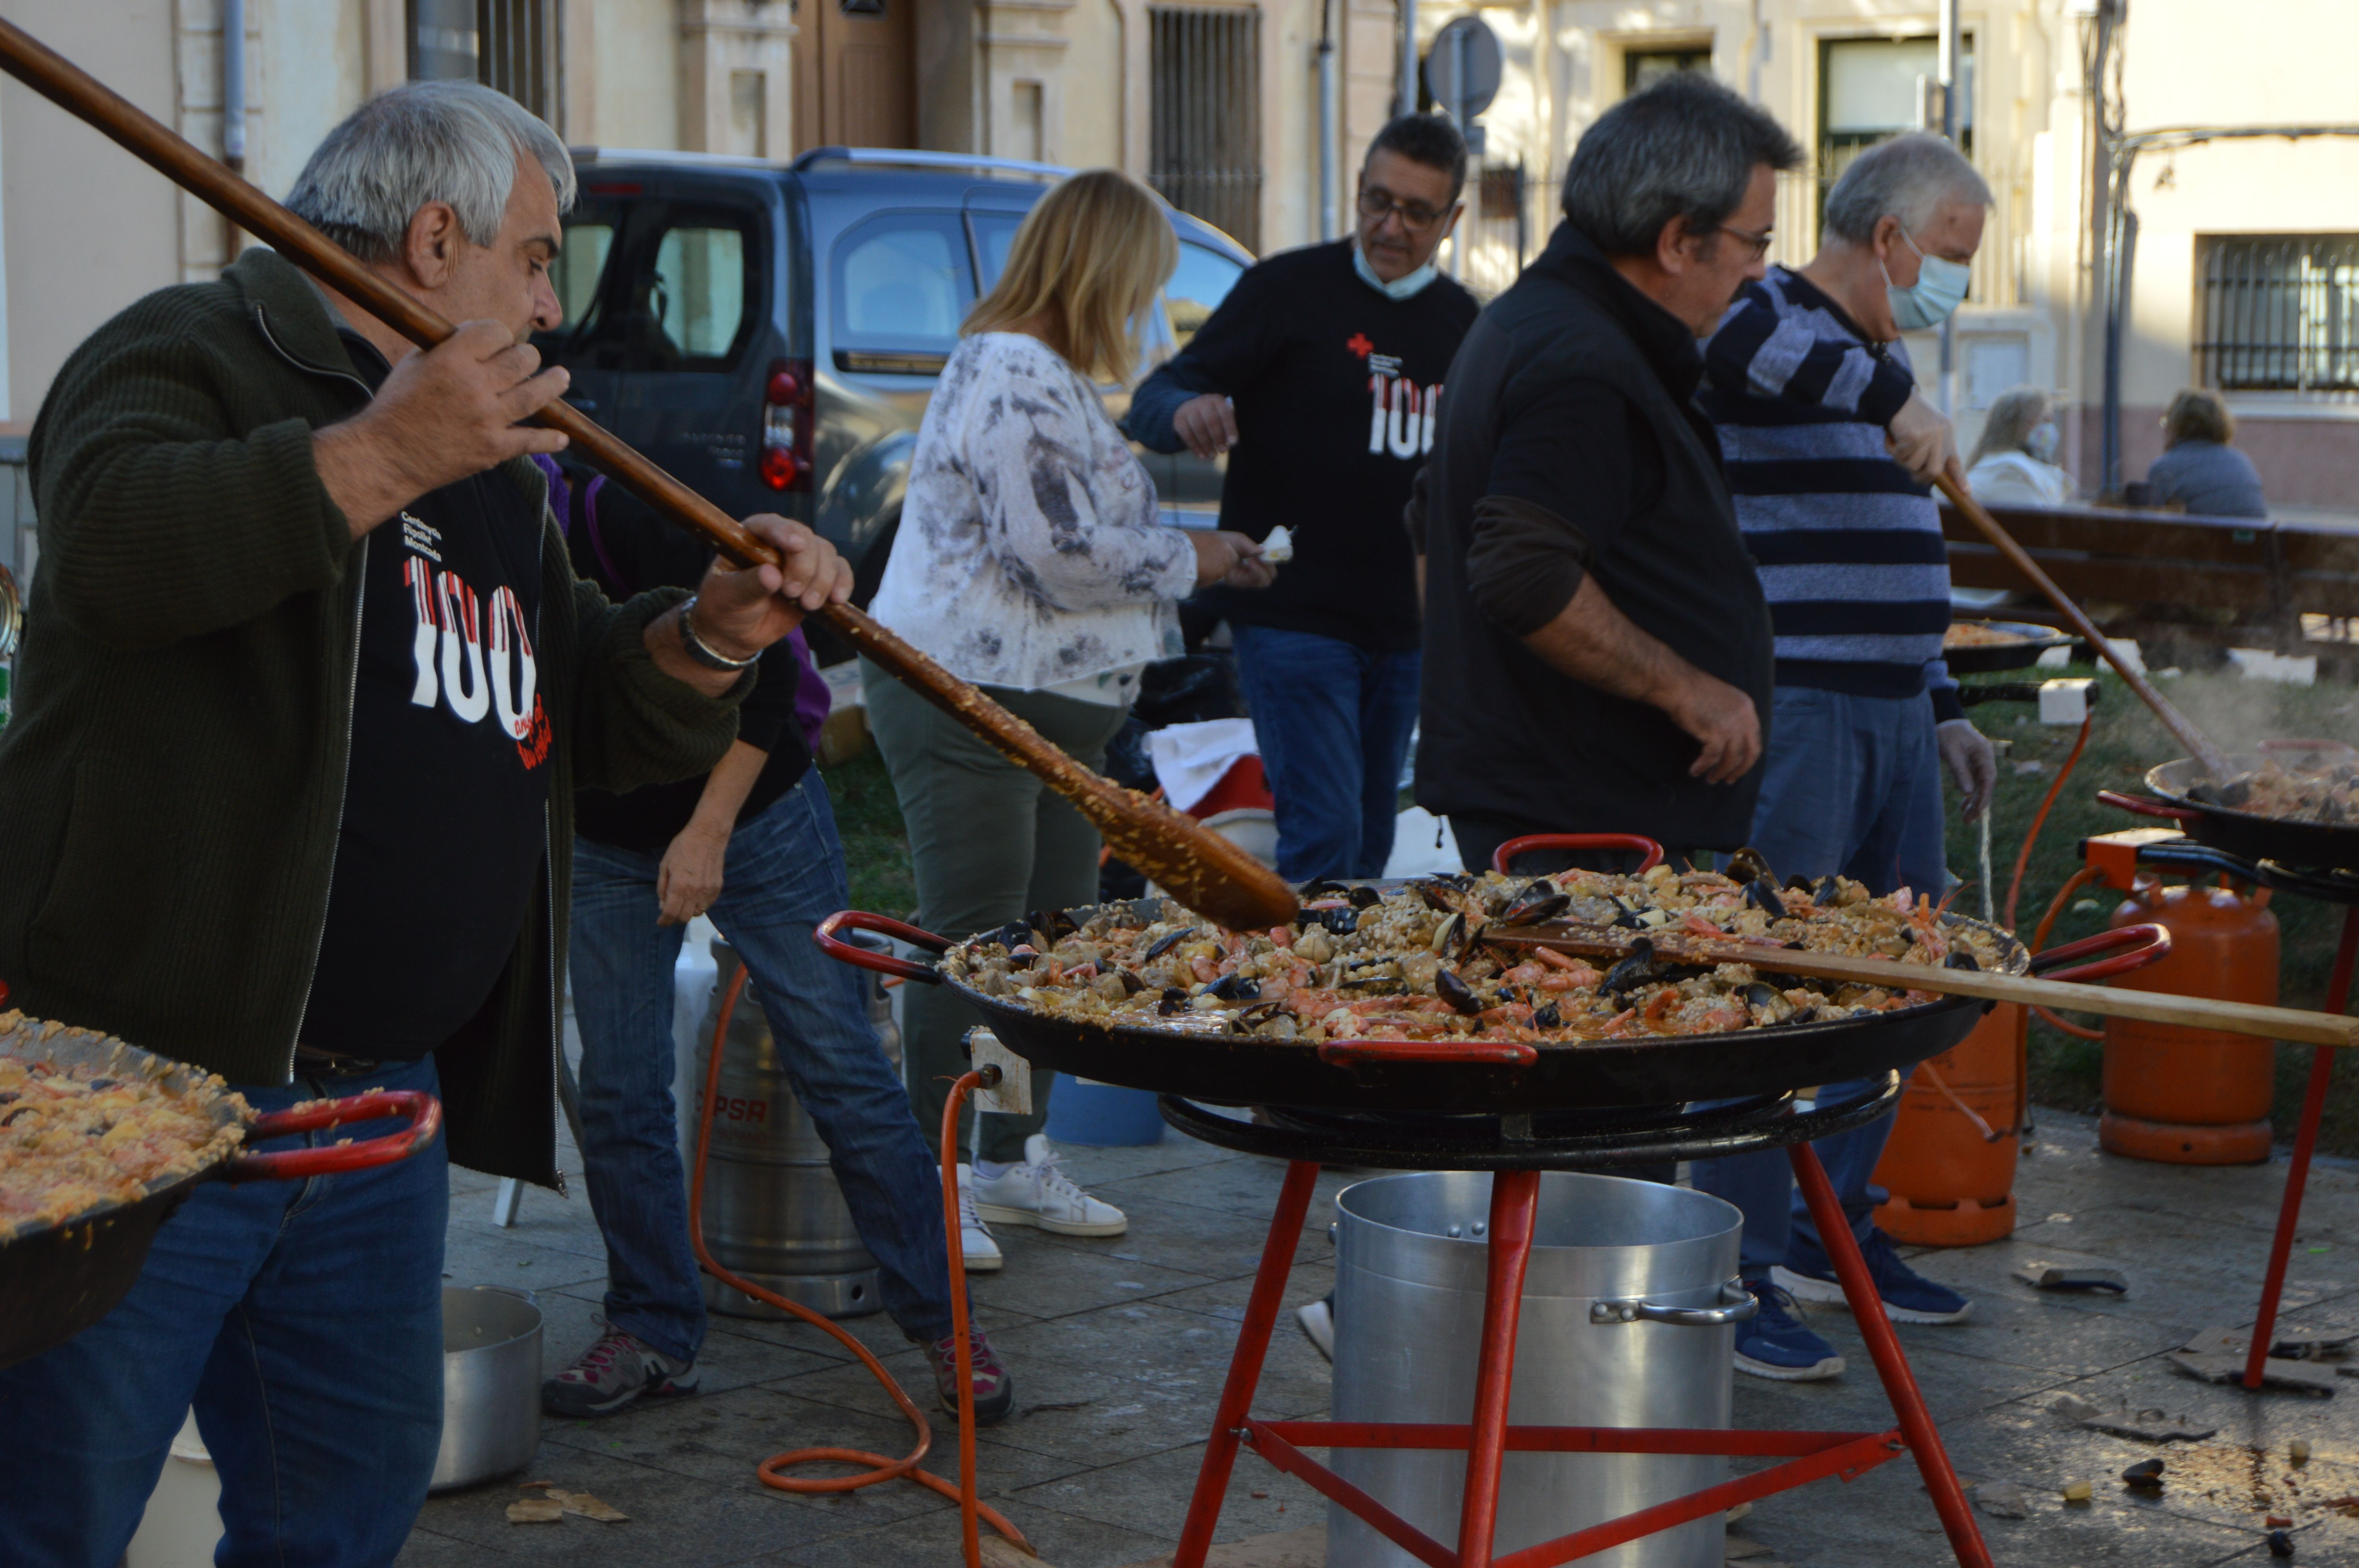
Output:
[
  {"xmin": 1936, "ymin": 0, "xmax": 1958, "ymax": 416},
  {"xmin": 1318, "ymin": 0, "xmax": 1338, "ymax": 240},
  {"xmin": 222, "ymin": 0, "xmax": 245, "ymax": 260},
  {"xmin": 1396, "ymin": 0, "xmax": 1417, "ymax": 121}
]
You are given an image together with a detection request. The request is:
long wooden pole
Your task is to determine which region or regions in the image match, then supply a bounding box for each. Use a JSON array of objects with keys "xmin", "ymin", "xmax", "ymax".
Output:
[
  {"xmin": 0, "ymin": 18, "xmax": 1298, "ymax": 933},
  {"xmin": 1937, "ymin": 471, "xmax": 2236, "ymax": 780},
  {"xmin": 1490, "ymin": 924, "xmax": 2359, "ymax": 1048}
]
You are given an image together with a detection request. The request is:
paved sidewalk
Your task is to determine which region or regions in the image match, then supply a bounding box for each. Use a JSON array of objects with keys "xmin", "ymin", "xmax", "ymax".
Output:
[{"xmin": 403, "ymin": 1110, "xmax": 2359, "ymax": 1568}]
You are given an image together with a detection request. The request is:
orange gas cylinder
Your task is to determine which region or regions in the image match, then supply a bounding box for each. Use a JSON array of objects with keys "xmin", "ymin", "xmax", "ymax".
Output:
[
  {"xmin": 2099, "ymin": 878, "xmax": 2279, "ymax": 1164},
  {"xmin": 1872, "ymin": 1003, "xmax": 2021, "ymax": 1245}
]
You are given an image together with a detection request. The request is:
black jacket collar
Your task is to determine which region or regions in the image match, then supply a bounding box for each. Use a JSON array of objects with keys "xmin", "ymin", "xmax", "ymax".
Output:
[{"xmin": 1531, "ymin": 221, "xmax": 1705, "ymax": 402}]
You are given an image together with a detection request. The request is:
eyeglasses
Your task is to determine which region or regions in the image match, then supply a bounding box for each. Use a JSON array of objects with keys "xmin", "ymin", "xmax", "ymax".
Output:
[
  {"xmin": 1358, "ymin": 186, "xmax": 1452, "ymax": 233},
  {"xmin": 1713, "ymin": 221, "xmax": 1774, "ymax": 260}
]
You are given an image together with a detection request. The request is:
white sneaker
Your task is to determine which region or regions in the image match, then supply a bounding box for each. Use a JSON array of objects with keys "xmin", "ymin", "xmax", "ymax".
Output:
[
  {"xmin": 1296, "ymin": 1297, "xmax": 1334, "ymax": 1361},
  {"xmin": 969, "ymin": 1134, "xmax": 1128, "ymax": 1238},
  {"xmin": 954, "ymin": 1166, "xmax": 1003, "ymax": 1272}
]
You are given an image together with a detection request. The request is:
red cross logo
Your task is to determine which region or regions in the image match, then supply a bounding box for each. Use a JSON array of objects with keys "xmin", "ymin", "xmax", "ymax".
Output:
[{"xmin": 1345, "ymin": 332, "xmax": 1374, "ymax": 359}]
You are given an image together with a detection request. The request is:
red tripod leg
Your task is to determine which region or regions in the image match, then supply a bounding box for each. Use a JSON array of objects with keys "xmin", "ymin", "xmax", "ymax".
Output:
[
  {"xmin": 1173, "ymin": 1159, "xmax": 1321, "ymax": 1568},
  {"xmin": 2245, "ymin": 906, "xmax": 2359, "ymax": 1389},
  {"xmin": 1790, "ymin": 1143, "xmax": 1992, "ymax": 1568},
  {"xmin": 1456, "ymin": 1169, "xmax": 1543, "ymax": 1568}
]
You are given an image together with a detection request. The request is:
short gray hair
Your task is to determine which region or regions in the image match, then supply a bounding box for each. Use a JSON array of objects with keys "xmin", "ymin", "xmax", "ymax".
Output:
[
  {"xmin": 1561, "ymin": 74, "xmax": 1804, "ymax": 257},
  {"xmin": 1822, "ymin": 132, "xmax": 1990, "ymax": 245},
  {"xmin": 287, "ymin": 81, "xmax": 575, "ymax": 264}
]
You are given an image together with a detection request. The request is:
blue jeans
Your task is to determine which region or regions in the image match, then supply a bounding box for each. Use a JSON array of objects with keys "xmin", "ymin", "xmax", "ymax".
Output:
[
  {"xmin": 1692, "ymin": 686, "xmax": 1946, "ymax": 1271},
  {"xmin": 569, "ymin": 773, "xmax": 956, "ymax": 1357},
  {"xmin": 1230, "ymin": 624, "xmax": 1421, "ymax": 883},
  {"xmin": 0, "ymin": 1058, "xmax": 448, "ymax": 1568}
]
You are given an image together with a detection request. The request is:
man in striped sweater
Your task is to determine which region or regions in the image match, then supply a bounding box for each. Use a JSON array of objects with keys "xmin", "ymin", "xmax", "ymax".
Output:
[{"xmin": 1693, "ymin": 133, "xmax": 2000, "ymax": 1382}]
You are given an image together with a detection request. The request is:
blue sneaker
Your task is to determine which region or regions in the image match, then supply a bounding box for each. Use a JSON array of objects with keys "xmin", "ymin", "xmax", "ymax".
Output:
[
  {"xmin": 1733, "ymin": 1277, "xmax": 1845, "ymax": 1382},
  {"xmin": 1776, "ymin": 1226, "xmax": 1972, "ymax": 1325}
]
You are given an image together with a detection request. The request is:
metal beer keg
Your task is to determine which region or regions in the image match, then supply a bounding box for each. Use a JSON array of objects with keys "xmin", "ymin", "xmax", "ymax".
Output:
[{"xmin": 694, "ymin": 942, "xmax": 882, "ymax": 1319}]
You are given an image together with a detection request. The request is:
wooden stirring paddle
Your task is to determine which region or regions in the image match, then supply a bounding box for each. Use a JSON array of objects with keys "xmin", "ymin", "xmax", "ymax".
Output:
[
  {"xmin": 1486, "ymin": 922, "xmax": 2359, "ymax": 1049},
  {"xmin": 0, "ymin": 18, "xmax": 1297, "ymax": 933},
  {"xmin": 1937, "ymin": 472, "xmax": 2236, "ymax": 782}
]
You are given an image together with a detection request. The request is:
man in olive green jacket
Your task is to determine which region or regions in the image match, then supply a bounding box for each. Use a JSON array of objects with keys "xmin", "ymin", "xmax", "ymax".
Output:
[{"xmin": 0, "ymin": 84, "xmax": 850, "ymax": 1568}]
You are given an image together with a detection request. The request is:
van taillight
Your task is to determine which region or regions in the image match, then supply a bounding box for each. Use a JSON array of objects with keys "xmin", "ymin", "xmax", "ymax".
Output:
[{"xmin": 762, "ymin": 357, "xmax": 814, "ymax": 492}]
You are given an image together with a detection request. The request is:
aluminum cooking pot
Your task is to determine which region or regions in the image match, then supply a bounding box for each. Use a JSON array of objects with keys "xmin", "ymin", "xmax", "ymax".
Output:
[{"xmin": 429, "ymin": 1285, "xmax": 542, "ymax": 1492}]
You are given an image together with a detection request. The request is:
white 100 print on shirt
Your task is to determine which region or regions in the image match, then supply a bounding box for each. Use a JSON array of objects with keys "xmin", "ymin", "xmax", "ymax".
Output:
[
  {"xmin": 401, "ymin": 554, "xmax": 542, "ymax": 749},
  {"xmin": 1368, "ymin": 370, "xmax": 1441, "ymax": 459}
]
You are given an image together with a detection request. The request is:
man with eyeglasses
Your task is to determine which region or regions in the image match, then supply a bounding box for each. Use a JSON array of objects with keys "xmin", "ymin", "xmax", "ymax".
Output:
[
  {"xmin": 1686, "ymin": 131, "xmax": 1999, "ymax": 1385},
  {"xmin": 1126, "ymin": 114, "xmax": 1478, "ymax": 886}
]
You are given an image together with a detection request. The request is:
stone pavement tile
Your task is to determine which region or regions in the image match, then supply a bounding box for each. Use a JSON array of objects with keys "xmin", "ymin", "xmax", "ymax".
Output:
[
  {"xmin": 394, "ymin": 1525, "xmax": 520, "ymax": 1566},
  {"xmin": 440, "ymin": 1225, "xmax": 607, "ymax": 1294},
  {"xmin": 447, "ymin": 1165, "xmax": 505, "ymax": 1198},
  {"xmin": 1007, "ymin": 1437, "xmax": 1323, "ymax": 1545},
  {"xmin": 411, "ymin": 1446, "xmax": 866, "ymax": 1566},
  {"xmin": 1912, "ymin": 1288, "xmax": 2209, "ymax": 1379},
  {"xmin": 757, "ymin": 1498, "xmax": 1172, "ymax": 1568},
  {"xmin": 1994, "ymin": 1209, "xmax": 2359, "ymax": 1323},
  {"xmin": 529, "ymin": 1286, "xmax": 840, "ymax": 1398},
  {"xmin": 539, "ymin": 1381, "xmax": 1088, "ymax": 1524},
  {"xmin": 1731, "ymin": 1443, "xmax": 2274, "ymax": 1567},
  {"xmin": 1087, "ymin": 1160, "xmax": 1361, "ymax": 1229},
  {"xmin": 1017, "ymin": 1187, "xmax": 1336, "ymax": 1282},
  {"xmin": 445, "ymin": 1189, "xmax": 611, "ymax": 1263},
  {"xmin": 965, "ymin": 1228, "xmax": 1227, "ymax": 1320},
  {"xmin": 1730, "ymin": 1334, "xmax": 2077, "ymax": 1438},
  {"xmin": 1140, "ymin": 1265, "xmax": 1339, "ymax": 1333},
  {"xmin": 1050, "ymin": 1130, "xmax": 1243, "ymax": 1185}
]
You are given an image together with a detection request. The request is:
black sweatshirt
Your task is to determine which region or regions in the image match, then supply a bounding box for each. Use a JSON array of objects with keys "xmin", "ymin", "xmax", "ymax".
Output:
[
  {"xmin": 557, "ymin": 467, "xmax": 813, "ymax": 853},
  {"xmin": 1128, "ymin": 240, "xmax": 1477, "ymax": 651}
]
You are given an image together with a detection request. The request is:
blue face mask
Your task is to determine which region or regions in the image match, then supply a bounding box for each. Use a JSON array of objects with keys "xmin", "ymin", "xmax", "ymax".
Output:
[
  {"xmin": 1883, "ymin": 229, "xmax": 1971, "ymax": 330},
  {"xmin": 2025, "ymin": 421, "xmax": 2061, "ymax": 464},
  {"xmin": 1354, "ymin": 244, "xmax": 1439, "ymax": 301}
]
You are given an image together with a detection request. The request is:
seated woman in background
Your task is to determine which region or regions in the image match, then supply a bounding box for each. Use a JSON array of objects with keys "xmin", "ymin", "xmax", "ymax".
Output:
[
  {"xmin": 862, "ymin": 169, "xmax": 1275, "ymax": 1273},
  {"xmin": 1964, "ymin": 386, "xmax": 2072, "ymax": 506},
  {"xmin": 2145, "ymin": 388, "xmax": 2268, "ymax": 519}
]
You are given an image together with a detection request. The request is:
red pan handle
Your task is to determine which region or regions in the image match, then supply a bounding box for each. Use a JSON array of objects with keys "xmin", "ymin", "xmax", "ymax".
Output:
[
  {"xmin": 1318, "ymin": 1037, "xmax": 1538, "ymax": 1068},
  {"xmin": 2096, "ymin": 789, "xmax": 2199, "ymax": 822},
  {"xmin": 1490, "ymin": 834, "xmax": 1666, "ymax": 876},
  {"xmin": 815, "ymin": 909, "xmax": 949, "ymax": 985},
  {"xmin": 224, "ymin": 1089, "xmax": 442, "ymax": 1183},
  {"xmin": 2028, "ymin": 922, "xmax": 2172, "ymax": 983}
]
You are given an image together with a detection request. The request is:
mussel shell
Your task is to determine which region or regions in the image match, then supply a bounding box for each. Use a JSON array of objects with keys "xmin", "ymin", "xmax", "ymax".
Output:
[
  {"xmin": 1726, "ymin": 847, "xmax": 1777, "ymax": 886},
  {"xmin": 1117, "ymin": 967, "xmax": 1147, "ymax": 994},
  {"xmin": 1156, "ymin": 987, "xmax": 1189, "ymax": 1016},
  {"xmin": 1503, "ymin": 880, "xmax": 1571, "ymax": 923},
  {"xmin": 979, "ymin": 919, "xmax": 1031, "ymax": 951},
  {"xmin": 1431, "ymin": 912, "xmax": 1466, "ymax": 956},
  {"xmin": 1141, "ymin": 926, "xmax": 1200, "ymax": 961},
  {"xmin": 1307, "ymin": 906, "xmax": 1361, "ymax": 936},
  {"xmin": 1346, "ymin": 885, "xmax": 1385, "ymax": 909},
  {"xmin": 1943, "ymin": 950, "xmax": 1980, "ymax": 971},
  {"xmin": 1743, "ymin": 982, "xmax": 1779, "ymax": 1011},
  {"xmin": 1299, "ymin": 879, "xmax": 1353, "ymax": 900},
  {"xmin": 1207, "ymin": 973, "xmax": 1262, "ymax": 1001},
  {"xmin": 1813, "ymin": 878, "xmax": 1841, "ymax": 907},
  {"xmin": 1028, "ymin": 907, "xmax": 1081, "ymax": 941},
  {"xmin": 1530, "ymin": 1001, "xmax": 1563, "ymax": 1029},
  {"xmin": 1435, "ymin": 969, "xmax": 1484, "ymax": 1016},
  {"xmin": 1743, "ymin": 878, "xmax": 1787, "ymax": 915},
  {"xmin": 1413, "ymin": 880, "xmax": 1458, "ymax": 913}
]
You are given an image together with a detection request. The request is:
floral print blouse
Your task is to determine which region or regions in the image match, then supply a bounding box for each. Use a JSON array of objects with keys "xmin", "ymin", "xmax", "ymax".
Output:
[{"xmin": 869, "ymin": 332, "xmax": 1196, "ymax": 691}]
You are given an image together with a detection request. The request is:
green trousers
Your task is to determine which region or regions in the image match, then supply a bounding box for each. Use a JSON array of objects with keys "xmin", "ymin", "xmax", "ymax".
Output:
[{"xmin": 863, "ymin": 662, "xmax": 1129, "ymax": 1164}]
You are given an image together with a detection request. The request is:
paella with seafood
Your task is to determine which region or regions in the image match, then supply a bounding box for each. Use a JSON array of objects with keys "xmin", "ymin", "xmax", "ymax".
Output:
[
  {"xmin": 938, "ymin": 857, "xmax": 2009, "ymax": 1046},
  {"xmin": 0, "ymin": 1016, "xmax": 246, "ymax": 1237},
  {"xmin": 2191, "ymin": 756, "xmax": 2359, "ymax": 825}
]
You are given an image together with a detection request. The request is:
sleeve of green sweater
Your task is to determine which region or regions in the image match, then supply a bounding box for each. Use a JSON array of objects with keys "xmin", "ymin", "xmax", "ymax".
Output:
[
  {"xmin": 565, "ymin": 573, "xmax": 750, "ymax": 794},
  {"xmin": 28, "ymin": 306, "xmax": 352, "ymax": 652}
]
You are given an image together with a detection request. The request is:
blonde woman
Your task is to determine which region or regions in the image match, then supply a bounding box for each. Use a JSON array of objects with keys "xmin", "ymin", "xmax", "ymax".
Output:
[
  {"xmin": 1964, "ymin": 386, "xmax": 2071, "ymax": 506},
  {"xmin": 864, "ymin": 169, "xmax": 1273, "ymax": 1270}
]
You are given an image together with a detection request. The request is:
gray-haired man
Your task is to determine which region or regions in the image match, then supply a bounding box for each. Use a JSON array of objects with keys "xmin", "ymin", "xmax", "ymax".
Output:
[
  {"xmin": 1690, "ymin": 131, "xmax": 1999, "ymax": 1382},
  {"xmin": 1417, "ymin": 73, "xmax": 1802, "ymax": 869},
  {"xmin": 0, "ymin": 83, "xmax": 850, "ymax": 1566}
]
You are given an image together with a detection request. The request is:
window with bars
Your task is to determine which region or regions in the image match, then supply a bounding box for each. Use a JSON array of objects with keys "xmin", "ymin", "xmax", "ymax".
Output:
[
  {"xmin": 2199, "ymin": 234, "xmax": 2359, "ymax": 395},
  {"xmin": 408, "ymin": 0, "xmax": 558, "ymax": 121},
  {"xmin": 1149, "ymin": 7, "xmax": 1261, "ymax": 251}
]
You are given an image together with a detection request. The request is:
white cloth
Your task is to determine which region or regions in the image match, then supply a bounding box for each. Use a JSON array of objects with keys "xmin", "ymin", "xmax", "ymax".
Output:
[
  {"xmin": 1966, "ymin": 450, "xmax": 2071, "ymax": 507},
  {"xmin": 1147, "ymin": 717, "xmax": 1260, "ymax": 813},
  {"xmin": 869, "ymin": 332, "xmax": 1196, "ymax": 691}
]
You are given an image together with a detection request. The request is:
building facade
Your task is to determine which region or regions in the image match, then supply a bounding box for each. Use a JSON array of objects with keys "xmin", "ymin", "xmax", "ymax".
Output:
[{"xmin": 1, "ymin": 0, "xmax": 2354, "ymax": 515}]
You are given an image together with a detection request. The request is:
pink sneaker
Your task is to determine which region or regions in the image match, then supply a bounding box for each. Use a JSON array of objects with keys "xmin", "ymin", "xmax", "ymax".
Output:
[
  {"xmin": 542, "ymin": 1327, "xmax": 698, "ymax": 1417},
  {"xmin": 925, "ymin": 1326, "xmax": 1014, "ymax": 1426}
]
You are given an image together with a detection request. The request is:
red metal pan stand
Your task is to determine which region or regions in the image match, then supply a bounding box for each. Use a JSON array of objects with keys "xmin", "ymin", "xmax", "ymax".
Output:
[
  {"xmin": 2083, "ymin": 815, "xmax": 2359, "ymax": 1390},
  {"xmin": 1160, "ymin": 1083, "xmax": 1995, "ymax": 1568}
]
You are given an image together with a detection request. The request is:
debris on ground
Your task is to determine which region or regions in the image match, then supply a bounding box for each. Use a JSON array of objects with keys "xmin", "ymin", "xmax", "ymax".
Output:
[
  {"xmin": 979, "ymin": 1538, "xmax": 1059, "ymax": 1568},
  {"xmin": 2189, "ymin": 1325, "xmax": 2358, "ymax": 1363},
  {"xmin": 2293, "ymin": 1438, "xmax": 2314, "ymax": 1463},
  {"xmin": 2061, "ymin": 1480, "xmax": 2093, "ymax": 1503},
  {"xmin": 2121, "ymin": 1459, "xmax": 2166, "ymax": 1491},
  {"xmin": 1970, "ymin": 1481, "xmax": 2030, "ymax": 1519},
  {"xmin": 2269, "ymin": 1515, "xmax": 2294, "ymax": 1527},
  {"xmin": 2170, "ymin": 1344, "xmax": 2339, "ymax": 1394},
  {"xmin": 503, "ymin": 1485, "xmax": 627, "ymax": 1525},
  {"xmin": 2012, "ymin": 1262, "xmax": 2128, "ymax": 1294},
  {"xmin": 2270, "ymin": 1527, "xmax": 2296, "ymax": 1557},
  {"xmin": 2048, "ymin": 1391, "xmax": 2218, "ymax": 1441},
  {"xmin": 548, "ymin": 1489, "xmax": 627, "ymax": 1523},
  {"xmin": 504, "ymin": 1498, "xmax": 563, "ymax": 1524},
  {"xmin": 1723, "ymin": 1536, "xmax": 1774, "ymax": 1560}
]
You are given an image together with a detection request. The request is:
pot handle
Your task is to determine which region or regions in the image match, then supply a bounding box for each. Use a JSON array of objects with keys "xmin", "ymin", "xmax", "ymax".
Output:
[
  {"xmin": 1490, "ymin": 833, "xmax": 1665, "ymax": 876},
  {"xmin": 225, "ymin": 1089, "xmax": 442, "ymax": 1183},
  {"xmin": 1590, "ymin": 1279, "xmax": 1757, "ymax": 1327},
  {"xmin": 2028, "ymin": 922, "xmax": 2172, "ymax": 983},
  {"xmin": 2095, "ymin": 789, "xmax": 2199, "ymax": 822},
  {"xmin": 814, "ymin": 909, "xmax": 947, "ymax": 985},
  {"xmin": 1317, "ymin": 1037, "xmax": 1538, "ymax": 1068}
]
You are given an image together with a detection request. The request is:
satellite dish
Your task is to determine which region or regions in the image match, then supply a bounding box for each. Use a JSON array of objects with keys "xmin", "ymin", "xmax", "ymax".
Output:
[{"xmin": 1423, "ymin": 17, "xmax": 1502, "ymax": 122}]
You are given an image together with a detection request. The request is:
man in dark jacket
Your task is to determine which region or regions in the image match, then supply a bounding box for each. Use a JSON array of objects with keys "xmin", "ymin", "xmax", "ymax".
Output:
[
  {"xmin": 1416, "ymin": 74, "xmax": 1802, "ymax": 873},
  {"xmin": 0, "ymin": 83, "xmax": 846, "ymax": 1568},
  {"xmin": 1128, "ymin": 115, "xmax": 1478, "ymax": 882}
]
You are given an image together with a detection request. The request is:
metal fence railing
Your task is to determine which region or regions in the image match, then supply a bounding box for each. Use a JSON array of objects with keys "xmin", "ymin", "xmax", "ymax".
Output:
[
  {"xmin": 1148, "ymin": 7, "xmax": 1263, "ymax": 252},
  {"xmin": 2200, "ymin": 234, "xmax": 2359, "ymax": 394}
]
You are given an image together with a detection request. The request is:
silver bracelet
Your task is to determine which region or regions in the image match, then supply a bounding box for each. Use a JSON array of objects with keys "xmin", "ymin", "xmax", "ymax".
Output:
[{"xmin": 676, "ymin": 593, "xmax": 759, "ymax": 671}]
